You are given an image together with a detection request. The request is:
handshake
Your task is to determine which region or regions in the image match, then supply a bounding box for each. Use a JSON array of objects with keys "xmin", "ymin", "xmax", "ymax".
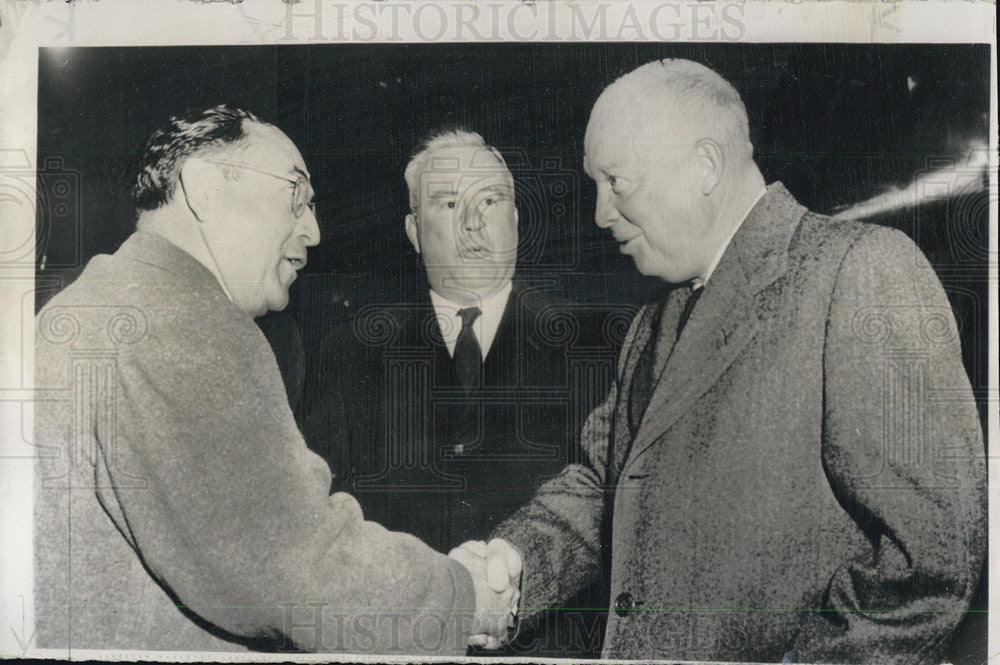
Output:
[{"xmin": 448, "ymin": 538, "xmax": 523, "ymax": 649}]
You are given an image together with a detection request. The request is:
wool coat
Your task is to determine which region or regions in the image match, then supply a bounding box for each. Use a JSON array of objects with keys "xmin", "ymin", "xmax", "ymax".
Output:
[
  {"xmin": 493, "ymin": 184, "xmax": 987, "ymax": 663},
  {"xmin": 34, "ymin": 232, "xmax": 476, "ymax": 655},
  {"xmin": 301, "ymin": 280, "xmax": 618, "ymax": 656}
]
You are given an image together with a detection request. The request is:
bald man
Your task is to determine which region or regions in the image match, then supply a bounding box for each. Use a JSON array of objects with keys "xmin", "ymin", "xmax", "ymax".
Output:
[{"xmin": 481, "ymin": 59, "xmax": 986, "ymax": 663}]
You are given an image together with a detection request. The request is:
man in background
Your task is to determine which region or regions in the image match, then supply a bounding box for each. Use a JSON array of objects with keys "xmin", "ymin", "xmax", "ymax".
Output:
[
  {"xmin": 302, "ymin": 129, "xmax": 612, "ymax": 657},
  {"xmin": 478, "ymin": 59, "xmax": 987, "ymax": 662},
  {"xmin": 34, "ymin": 106, "xmax": 515, "ymax": 655}
]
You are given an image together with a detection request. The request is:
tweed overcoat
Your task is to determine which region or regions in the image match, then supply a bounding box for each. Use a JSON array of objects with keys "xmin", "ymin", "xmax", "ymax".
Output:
[
  {"xmin": 34, "ymin": 232, "xmax": 476, "ymax": 655},
  {"xmin": 494, "ymin": 184, "xmax": 987, "ymax": 663}
]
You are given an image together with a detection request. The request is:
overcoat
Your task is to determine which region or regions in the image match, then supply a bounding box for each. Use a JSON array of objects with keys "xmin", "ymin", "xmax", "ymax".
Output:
[
  {"xmin": 494, "ymin": 184, "xmax": 987, "ymax": 663},
  {"xmin": 34, "ymin": 232, "xmax": 475, "ymax": 654}
]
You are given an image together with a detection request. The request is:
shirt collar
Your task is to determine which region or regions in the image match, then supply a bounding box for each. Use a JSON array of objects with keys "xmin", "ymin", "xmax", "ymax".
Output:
[
  {"xmin": 429, "ymin": 281, "xmax": 513, "ymax": 359},
  {"xmin": 693, "ymin": 187, "xmax": 767, "ymax": 291}
]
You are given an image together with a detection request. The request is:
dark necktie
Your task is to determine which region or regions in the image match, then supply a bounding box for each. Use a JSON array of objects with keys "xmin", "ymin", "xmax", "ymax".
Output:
[
  {"xmin": 454, "ymin": 306, "xmax": 483, "ymax": 389},
  {"xmin": 628, "ymin": 285, "xmax": 703, "ymax": 434}
]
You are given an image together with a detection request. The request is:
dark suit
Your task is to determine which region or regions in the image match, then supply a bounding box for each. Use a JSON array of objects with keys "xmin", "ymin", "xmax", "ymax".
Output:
[
  {"xmin": 494, "ymin": 184, "xmax": 987, "ymax": 663},
  {"xmin": 302, "ymin": 279, "xmax": 621, "ymax": 657}
]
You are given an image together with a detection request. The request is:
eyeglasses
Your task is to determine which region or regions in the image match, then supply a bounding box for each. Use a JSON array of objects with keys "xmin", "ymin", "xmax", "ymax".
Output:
[{"xmin": 204, "ymin": 159, "xmax": 316, "ymax": 219}]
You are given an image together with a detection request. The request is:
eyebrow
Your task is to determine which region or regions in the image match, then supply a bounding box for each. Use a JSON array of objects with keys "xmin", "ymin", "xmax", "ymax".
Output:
[
  {"xmin": 592, "ymin": 164, "xmax": 621, "ymax": 181},
  {"xmin": 583, "ymin": 151, "xmax": 619, "ymax": 178}
]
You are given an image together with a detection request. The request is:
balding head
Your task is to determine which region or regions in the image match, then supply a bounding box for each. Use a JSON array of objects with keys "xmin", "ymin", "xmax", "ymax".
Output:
[
  {"xmin": 585, "ymin": 59, "xmax": 753, "ymax": 169},
  {"xmin": 583, "ymin": 59, "xmax": 764, "ymax": 285}
]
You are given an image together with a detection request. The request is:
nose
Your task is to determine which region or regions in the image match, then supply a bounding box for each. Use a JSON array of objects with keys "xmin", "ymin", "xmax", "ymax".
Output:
[
  {"xmin": 298, "ymin": 208, "xmax": 321, "ymax": 247},
  {"xmin": 462, "ymin": 199, "xmax": 487, "ymax": 232},
  {"xmin": 594, "ymin": 183, "xmax": 617, "ymax": 229}
]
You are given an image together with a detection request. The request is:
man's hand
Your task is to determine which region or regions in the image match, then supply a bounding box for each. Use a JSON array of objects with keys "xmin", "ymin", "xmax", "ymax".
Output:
[{"xmin": 448, "ymin": 538, "xmax": 522, "ymax": 649}]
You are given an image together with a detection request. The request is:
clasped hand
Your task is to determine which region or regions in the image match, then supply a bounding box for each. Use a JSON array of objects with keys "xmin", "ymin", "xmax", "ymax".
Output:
[{"xmin": 448, "ymin": 538, "xmax": 522, "ymax": 649}]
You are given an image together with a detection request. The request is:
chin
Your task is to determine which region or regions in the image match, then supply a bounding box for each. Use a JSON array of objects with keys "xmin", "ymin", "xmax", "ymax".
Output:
[
  {"xmin": 242, "ymin": 304, "xmax": 268, "ymax": 319},
  {"xmin": 263, "ymin": 291, "xmax": 291, "ymax": 314},
  {"xmin": 266, "ymin": 299, "xmax": 290, "ymax": 313}
]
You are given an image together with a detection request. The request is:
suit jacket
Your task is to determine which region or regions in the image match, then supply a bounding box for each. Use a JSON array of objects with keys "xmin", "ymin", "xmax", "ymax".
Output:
[
  {"xmin": 493, "ymin": 184, "xmax": 987, "ymax": 663},
  {"xmin": 34, "ymin": 231, "xmax": 475, "ymax": 655},
  {"xmin": 301, "ymin": 279, "xmax": 619, "ymax": 655}
]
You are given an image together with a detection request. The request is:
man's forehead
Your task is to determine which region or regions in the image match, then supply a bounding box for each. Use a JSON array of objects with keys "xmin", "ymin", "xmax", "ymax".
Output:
[
  {"xmin": 425, "ymin": 172, "xmax": 509, "ymax": 193},
  {"xmin": 423, "ymin": 145, "xmax": 509, "ymax": 175},
  {"xmin": 240, "ymin": 122, "xmax": 309, "ymax": 175},
  {"xmin": 585, "ymin": 98, "xmax": 688, "ymax": 174},
  {"xmin": 584, "ymin": 124, "xmax": 632, "ymax": 174},
  {"xmin": 418, "ymin": 146, "xmax": 512, "ymax": 205},
  {"xmin": 585, "ymin": 93, "xmax": 637, "ymax": 165}
]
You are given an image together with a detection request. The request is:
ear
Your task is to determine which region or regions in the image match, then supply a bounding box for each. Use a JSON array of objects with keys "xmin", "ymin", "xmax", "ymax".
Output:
[
  {"xmin": 178, "ymin": 156, "xmax": 220, "ymax": 222},
  {"xmin": 695, "ymin": 139, "xmax": 725, "ymax": 196},
  {"xmin": 404, "ymin": 212, "xmax": 421, "ymax": 254}
]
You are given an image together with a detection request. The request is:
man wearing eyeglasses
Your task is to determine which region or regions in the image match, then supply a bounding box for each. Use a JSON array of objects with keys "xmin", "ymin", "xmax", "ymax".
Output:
[{"xmin": 33, "ymin": 106, "xmax": 513, "ymax": 654}]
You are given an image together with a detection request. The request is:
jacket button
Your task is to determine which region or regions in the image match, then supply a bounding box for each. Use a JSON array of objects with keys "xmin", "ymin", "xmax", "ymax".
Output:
[{"xmin": 614, "ymin": 592, "xmax": 639, "ymax": 617}]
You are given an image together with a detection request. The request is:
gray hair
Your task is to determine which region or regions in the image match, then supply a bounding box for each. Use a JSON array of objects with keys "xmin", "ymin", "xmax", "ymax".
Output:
[
  {"xmin": 595, "ymin": 59, "xmax": 753, "ymax": 162},
  {"xmin": 403, "ymin": 129, "xmax": 508, "ymax": 212}
]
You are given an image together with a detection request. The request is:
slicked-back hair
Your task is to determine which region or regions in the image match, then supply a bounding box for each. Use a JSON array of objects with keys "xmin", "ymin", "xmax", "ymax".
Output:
[
  {"xmin": 132, "ymin": 105, "xmax": 263, "ymax": 211},
  {"xmin": 404, "ymin": 128, "xmax": 509, "ymax": 213}
]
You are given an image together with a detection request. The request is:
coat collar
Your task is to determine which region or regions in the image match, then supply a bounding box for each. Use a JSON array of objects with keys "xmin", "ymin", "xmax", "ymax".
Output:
[
  {"xmin": 105, "ymin": 231, "xmax": 236, "ymax": 317},
  {"xmin": 622, "ymin": 183, "xmax": 807, "ymax": 471},
  {"xmin": 725, "ymin": 182, "xmax": 806, "ymax": 297},
  {"xmin": 116, "ymin": 231, "xmax": 226, "ymax": 294}
]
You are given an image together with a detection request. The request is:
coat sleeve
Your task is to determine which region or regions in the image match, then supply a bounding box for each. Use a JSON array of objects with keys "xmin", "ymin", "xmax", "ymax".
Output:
[
  {"xmin": 491, "ymin": 305, "xmax": 646, "ymax": 623},
  {"xmin": 93, "ymin": 310, "xmax": 476, "ymax": 655},
  {"xmin": 793, "ymin": 226, "xmax": 987, "ymax": 664}
]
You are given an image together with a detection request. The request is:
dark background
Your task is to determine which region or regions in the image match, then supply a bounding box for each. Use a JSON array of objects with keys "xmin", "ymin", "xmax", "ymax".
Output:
[
  {"xmin": 35, "ymin": 43, "xmax": 990, "ymax": 399},
  {"xmin": 35, "ymin": 43, "xmax": 990, "ymax": 662}
]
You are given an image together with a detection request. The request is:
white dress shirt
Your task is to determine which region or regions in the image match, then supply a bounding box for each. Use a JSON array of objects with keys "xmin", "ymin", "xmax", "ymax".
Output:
[{"xmin": 429, "ymin": 281, "xmax": 513, "ymax": 360}]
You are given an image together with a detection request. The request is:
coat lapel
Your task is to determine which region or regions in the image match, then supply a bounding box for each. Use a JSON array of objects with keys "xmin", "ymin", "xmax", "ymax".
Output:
[
  {"xmin": 623, "ymin": 183, "xmax": 806, "ymax": 471},
  {"xmin": 483, "ymin": 282, "xmax": 521, "ymax": 387},
  {"xmin": 396, "ymin": 297, "xmax": 456, "ymax": 386},
  {"xmin": 609, "ymin": 302, "xmax": 661, "ymax": 480}
]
